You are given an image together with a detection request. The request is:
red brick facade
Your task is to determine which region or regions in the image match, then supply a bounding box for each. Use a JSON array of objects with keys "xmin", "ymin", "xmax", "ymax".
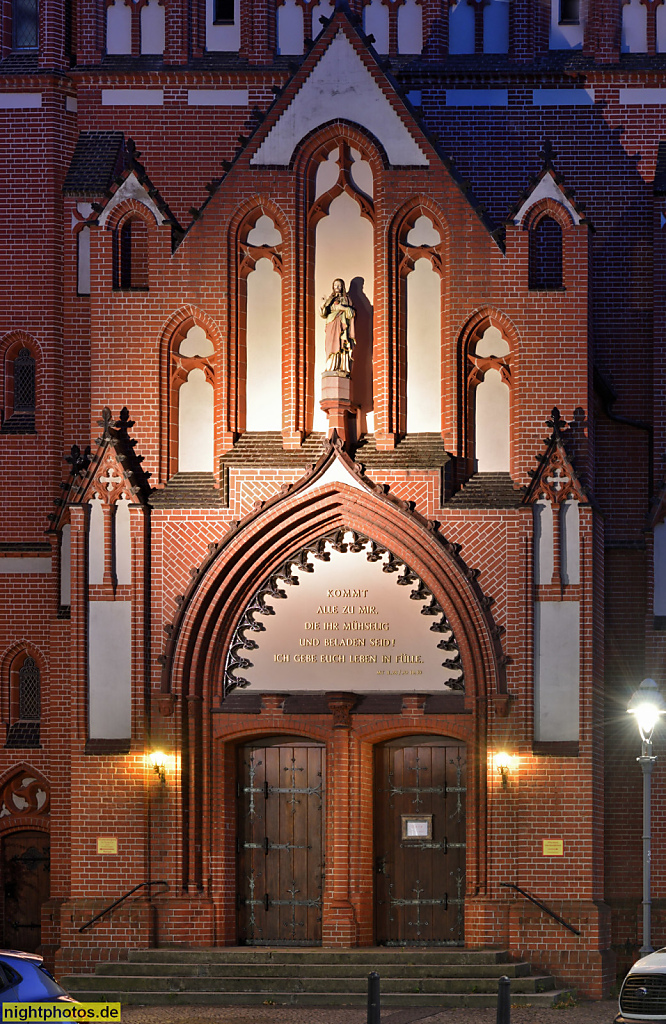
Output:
[{"xmin": 0, "ymin": 0, "xmax": 664, "ymax": 1000}]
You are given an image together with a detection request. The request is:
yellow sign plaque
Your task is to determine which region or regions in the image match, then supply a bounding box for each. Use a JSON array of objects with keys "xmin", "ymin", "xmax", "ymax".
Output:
[
  {"xmin": 542, "ymin": 839, "xmax": 564, "ymax": 856},
  {"xmin": 97, "ymin": 837, "xmax": 118, "ymax": 855}
]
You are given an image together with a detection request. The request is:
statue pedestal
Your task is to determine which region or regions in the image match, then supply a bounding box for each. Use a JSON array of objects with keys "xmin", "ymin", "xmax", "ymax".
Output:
[{"xmin": 320, "ymin": 372, "xmax": 357, "ymax": 445}]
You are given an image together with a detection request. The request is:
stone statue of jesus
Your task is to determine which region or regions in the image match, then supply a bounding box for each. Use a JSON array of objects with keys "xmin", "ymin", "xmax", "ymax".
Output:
[{"xmin": 320, "ymin": 278, "xmax": 356, "ymax": 376}]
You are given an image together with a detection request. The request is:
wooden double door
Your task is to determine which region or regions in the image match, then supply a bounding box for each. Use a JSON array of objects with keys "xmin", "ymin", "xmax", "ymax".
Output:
[
  {"xmin": 375, "ymin": 737, "xmax": 466, "ymax": 945},
  {"xmin": 237, "ymin": 740, "xmax": 324, "ymax": 945},
  {"xmin": 1, "ymin": 830, "xmax": 50, "ymax": 952}
]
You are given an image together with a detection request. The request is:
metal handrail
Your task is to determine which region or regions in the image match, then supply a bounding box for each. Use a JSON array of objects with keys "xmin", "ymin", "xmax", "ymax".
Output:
[
  {"xmin": 79, "ymin": 880, "xmax": 169, "ymax": 933},
  {"xmin": 500, "ymin": 882, "xmax": 581, "ymax": 935}
]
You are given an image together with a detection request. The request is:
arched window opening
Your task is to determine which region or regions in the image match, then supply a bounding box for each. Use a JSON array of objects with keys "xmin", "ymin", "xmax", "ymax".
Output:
[
  {"xmin": 12, "ymin": 0, "xmax": 39, "ymax": 49},
  {"xmin": 5, "ymin": 653, "xmax": 41, "ymax": 749},
  {"xmin": 113, "ymin": 217, "xmax": 149, "ymax": 290},
  {"xmin": 13, "ymin": 348, "xmax": 35, "ymax": 412},
  {"xmin": 529, "ymin": 216, "xmax": 563, "ymax": 290},
  {"xmin": 106, "ymin": 0, "xmax": 132, "ymax": 54},
  {"xmin": 466, "ymin": 323, "xmax": 512, "ymax": 476},
  {"xmin": 169, "ymin": 323, "xmax": 216, "ymax": 478},
  {"xmin": 2, "ymin": 345, "xmax": 37, "ymax": 434}
]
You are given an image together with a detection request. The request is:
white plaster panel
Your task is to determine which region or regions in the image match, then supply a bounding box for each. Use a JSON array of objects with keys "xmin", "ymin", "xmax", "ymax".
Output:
[
  {"xmin": 106, "ymin": 0, "xmax": 132, "ymax": 54},
  {"xmin": 88, "ymin": 497, "xmax": 105, "ymax": 585},
  {"xmin": 243, "ymin": 536, "xmax": 463, "ymax": 691},
  {"xmin": 277, "ymin": 0, "xmax": 304, "ymax": 54},
  {"xmin": 534, "ymin": 500, "xmax": 554, "ymax": 586},
  {"xmin": 77, "ymin": 227, "xmax": 91, "ymax": 295},
  {"xmin": 406, "ymin": 90, "xmax": 422, "ymax": 107},
  {"xmin": 246, "ymin": 259, "xmax": 282, "ymax": 430},
  {"xmin": 511, "ymin": 171, "xmax": 580, "ymax": 226},
  {"xmin": 98, "ymin": 174, "xmax": 163, "ymax": 227},
  {"xmin": 0, "ymin": 93, "xmax": 41, "ymax": 108},
  {"xmin": 65, "ymin": 96, "xmax": 78, "ymax": 113},
  {"xmin": 619, "ymin": 88, "xmax": 666, "ymax": 105},
  {"xmin": 179, "ymin": 325, "xmax": 214, "ymax": 358},
  {"xmin": 187, "ymin": 89, "xmax": 249, "ymax": 106},
  {"xmin": 560, "ymin": 499, "xmax": 580, "ymax": 585},
  {"xmin": 475, "ymin": 369, "xmax": 509, "ymax": 472},
  {"xmin": 315, "ymin": 150, "xmax": 340, "ymax": 199},
  {"xmin": 406, "ymin": 259, "xmax": 440, "ymax": 432},
  {"xmin": 314, "ymin": 192, "xmax": 374, "ymax": 431},
  {"xmin": 658, "ymin": 3, "xmax": 666, "ymax": 52},
  {"xmin": 534, "ymin": 601, "xmax": 580, "ymax": 741},
  {"xmin": 178, "ymin": 369, "xmax": 214, "ymax": 472},
  {"xmin": 532, "ymin": 88, "xmax": 595, "ymax": 106},
  {"xmin": 474, "ymin": 325, "xmax": 509, "ymax": 358},
  {"xmin": 115, "ymin": 498, "xmax": 132, "ymax": 586},
  {"xmin": 449, "ymin": 0, "xmax": 474, "ymax": 53},
  {"xmin": 445, "ymin": 90, "xmax": 508, "ymax": 107},
  {"xmin": 101, "ymin": 89, "xmax": 164, "ymax": 106},
  {"xmin": 483, "ymin": 0, "xmax": 509, "ymax": 53},
  {"xmin": 363, "ymin": 0, "xmax": 389, "ymax": 53},
  {"xmin": 60, "ymin": 524, "xmax": 71, "ymax": 605},
  {"xmin": 251, "ymin": 31, "xmax": 428, "ymax": 166},
  {"xmin": 246, "ymin": 215, "xmax": 282, "ymax": 245},
  {"xmin": 397, "ymin": 0, "xmax": 423, "ymax": 54},
  {"xmin": 88, "ymin": 601, "xmax": 132, "ymax": 738},
  {"xmin": 311, "ymin": 0, "xmax": 334, "ymax": 40},
  {"xmin": 406, "ymin": 215, "xmax": 440, "ymax": 246},
  {"xmin": 654, "ymin": 522, "xmax": 666, "ymax": 615},
  {"xmin": 350, "ymin": 149, "xmax": 373, "ymax": 198},
  {"xmin": 299, "ymin": 457, "xmax": 366, "ymax": 497},
  {"xmin": 622, "ymin": 0, "xmax": 648, "ymax": 52},
  {"xmin": 141, "ymin": 0, "xmax": 165, "ymax": 54},
  {"xmin": 0, "ymin": 559, "xmax": 51, "ymax": 574},
  {"xmin": 549, "ymin": 0, "xmax": 584, "ymax": 49},
  {"xmin": 206, "ymin": 0, "xmax": 241, "ymax": 50}
]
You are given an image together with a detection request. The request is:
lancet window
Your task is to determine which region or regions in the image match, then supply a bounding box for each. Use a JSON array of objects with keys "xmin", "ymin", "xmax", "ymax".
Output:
[
  {"xmin": 465, "ymin": 321, "xmax": 512, "ymax": 474},
  {"xmin": 528, "ymin": 214, "xmax": 563, "ymax": 290}
]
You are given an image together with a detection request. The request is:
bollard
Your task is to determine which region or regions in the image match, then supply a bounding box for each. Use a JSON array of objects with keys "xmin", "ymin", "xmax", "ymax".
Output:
[
  {"xmin": 367, "ymin": 970, "xmax": 380, "ymax": 1024},
  {"xmin": 496, "ymin": 975, "xmax": 510, "ymax": 1024}
]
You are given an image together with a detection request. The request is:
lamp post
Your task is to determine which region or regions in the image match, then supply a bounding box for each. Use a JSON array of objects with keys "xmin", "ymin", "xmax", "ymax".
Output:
[{"xmin": 627, "ymin": 677, "xmax": 666, "ymax": 956}]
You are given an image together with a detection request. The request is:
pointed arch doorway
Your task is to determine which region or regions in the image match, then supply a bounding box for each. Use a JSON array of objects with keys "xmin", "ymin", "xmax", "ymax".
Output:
[
  {"xmin": 236, "ymin": 737, "xmax": 325, "ymax": 945},
  {"xmin": 375, "ymin": 736, "xmax": 466, "ymax": 946}
]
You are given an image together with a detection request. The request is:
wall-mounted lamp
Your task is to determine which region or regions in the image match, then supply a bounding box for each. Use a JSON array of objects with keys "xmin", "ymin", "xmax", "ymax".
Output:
[
  {"xmin": 494, "ymin": 751, "xmax": 512, "ymax": 788},
  {"xmin": 148, "ymin": 750, "xmax": 167, "ymax": 784}
]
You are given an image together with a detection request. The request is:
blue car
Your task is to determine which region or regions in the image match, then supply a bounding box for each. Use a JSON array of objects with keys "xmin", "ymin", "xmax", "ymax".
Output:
[{"xmin": 0, "ymin": 950, "xmax": 77, "ymax": 1004}]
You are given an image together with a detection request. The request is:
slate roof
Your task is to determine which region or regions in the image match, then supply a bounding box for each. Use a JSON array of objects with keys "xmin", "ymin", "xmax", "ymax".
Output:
[
  {"xmin": 446, "ymin": 472, "xmax": 523, "ymax": 508},
  {"xmin": 63, "ymin": 131, "xmax": 126, "ymax": 197},
  {"xmin": 355, "ymin": 433, "xmax": 450, "ymax": 469}
]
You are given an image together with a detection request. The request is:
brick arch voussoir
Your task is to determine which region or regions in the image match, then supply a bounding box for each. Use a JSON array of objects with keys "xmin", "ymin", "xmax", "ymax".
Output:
[
  {"xmin": 291, "ymin": 119, "xmax": 390, "ymax": 177},
  {"xmin": 520, "ymin": 197, "xmax": 575, "ymax": 233},
  {"xmin": 458, "ymin": 306, "xmax": 521, "ymax": 359},
  {"xmin": 166, "ymin": 484, "xmax": 500, "ymax": 710},
  {"xmin": 229, "ymin": 195, "xmax": 292, "ymax": 250},
  {"xmin": 218, "ymin": 721, "xmax": 330, "ymax": 746},
  {"xmin": 0, "ymin": 330, "xmax": 43, "ymax": 363},
  {"xmin": 356, "ymin": 721, "xmax": 473, "ymax": 746},
  {"xmin": 105, "ymin": 198, "xmax": 159, "ymax": 232},
  {"xmin": 390, "ymin": 194, "xmax": 451, "ymax": 249}
]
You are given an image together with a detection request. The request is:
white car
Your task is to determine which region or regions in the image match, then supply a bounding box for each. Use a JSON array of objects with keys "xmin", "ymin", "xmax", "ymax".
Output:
[{"xmin": 617, "ymin": 950, "xmax": 666, "ymax": 1022}]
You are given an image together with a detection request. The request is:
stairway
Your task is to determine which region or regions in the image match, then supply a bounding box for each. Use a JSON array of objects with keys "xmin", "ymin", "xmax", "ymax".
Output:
[{"xmin": 61, "ymin": 948, "xmax": 576, "ymax": 1008}]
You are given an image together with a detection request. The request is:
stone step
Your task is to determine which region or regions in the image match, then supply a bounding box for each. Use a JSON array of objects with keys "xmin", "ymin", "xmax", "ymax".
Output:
[
  {"xmin": 126, "ymin": 947, "xmax": 512, "ymax": 966},
  {"xmin": 55, "ymin": 988, "xmax": 576, "ymax": 1009},
  {"xmin": 63, "ymin": 973, "xmax": 553, "ymax": 995},
  {"xmin": 94, "ymin": 961, "xmax": 532, "ymax": 980}
]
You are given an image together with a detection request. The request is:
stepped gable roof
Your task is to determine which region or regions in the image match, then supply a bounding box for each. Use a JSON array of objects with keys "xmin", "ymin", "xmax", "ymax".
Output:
[
  {"xmin": 181, "ymin": 5, "xmax": 496, "ymax": 244},
  {"xmin": 506, "ymin": 138, "xmax": 592, "ymax": 231},
  {"xmin": 63, "ymin": 131, "xmax": 126, "ymax": 197},
  {"xmin": 52, "ymin": 408, "xmax": 152, "ymax": 530},
  {"xmin": 522, "ymin": 409, "xmax": 589, "ymax": 506},
  {"xmin": 654, "ymin": 141, "xmax": 666, "ymax": 196}
]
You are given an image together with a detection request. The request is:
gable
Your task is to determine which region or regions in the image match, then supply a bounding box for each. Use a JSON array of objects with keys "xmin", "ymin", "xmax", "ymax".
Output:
[
  {"xmin": 250, "ymin": 29, "xmax": 428, "ymax": 168},
  {"xmin": 98, "ymin": 172, "xmax": 164, "ymax": 227},
  {"xmin": 511, "ymin": 171, "xmax": 581, "ymax": 226}
]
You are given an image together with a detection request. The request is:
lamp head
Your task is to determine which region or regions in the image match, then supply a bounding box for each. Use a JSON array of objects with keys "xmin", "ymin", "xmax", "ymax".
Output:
[
  {"xmin": 148, "ymin": 750, "xmax": 167, "ymax": 784},
  {"xmin": 628, "ymin": 678, "xmax": 666, "ymax": 743}
]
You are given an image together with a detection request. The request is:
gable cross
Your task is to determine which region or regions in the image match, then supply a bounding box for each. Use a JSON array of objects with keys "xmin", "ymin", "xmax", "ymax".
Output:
[
  {"xmin": 99, "ymin": 465, "xmax": 122, "ymax": 492},
  {"xmin": 546, "ymin": 467, "xmax": 570, "ymax": 494}
]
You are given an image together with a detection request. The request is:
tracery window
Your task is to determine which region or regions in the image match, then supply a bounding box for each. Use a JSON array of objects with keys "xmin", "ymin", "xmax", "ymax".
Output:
[
  {"xmin": 1, "ymin": 342, "xmax": 37, "ymax": 434},
  {"xmin": 5, "ymin": 652, "xmax": 41, "ymax": 749}
]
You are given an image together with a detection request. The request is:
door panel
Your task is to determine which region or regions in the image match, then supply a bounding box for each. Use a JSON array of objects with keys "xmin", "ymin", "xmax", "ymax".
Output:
[
  {"xmin": 237, "ymin": 742, "xmax": 324, "ymax": 945},
  {"xmin": 1, "ymin": 830, "xmax": 50, "ymax": 952},
  {"xmin": 375, "ymin": 739, "xmax": 466, "ymax": 945}
]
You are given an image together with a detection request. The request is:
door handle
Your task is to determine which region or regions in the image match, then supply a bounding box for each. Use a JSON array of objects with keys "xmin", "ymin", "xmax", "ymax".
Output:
[{"xmin": 375, "ymin": 856, "xmax": 387, "ymax": 874}]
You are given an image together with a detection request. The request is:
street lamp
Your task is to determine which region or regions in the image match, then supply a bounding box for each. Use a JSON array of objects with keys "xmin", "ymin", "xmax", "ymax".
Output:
[{"xmin": 627, "ymin": 677, "xmax": 666, "ymax": 955}]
